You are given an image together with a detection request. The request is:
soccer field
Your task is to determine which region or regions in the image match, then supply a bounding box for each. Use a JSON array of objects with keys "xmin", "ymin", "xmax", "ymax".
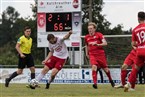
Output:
[{"xmin": 0, "ymin": 84, "xmax": 145, "ymax": 97}]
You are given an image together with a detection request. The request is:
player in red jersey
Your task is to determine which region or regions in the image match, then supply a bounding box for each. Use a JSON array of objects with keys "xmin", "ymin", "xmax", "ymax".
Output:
[
  {"xmin": 124, "ymin": 11, "xmax": 145, "ymax": 92},
  {"xmin": 85, "ymin": 22, "xmax": 115, "ymax": 89},
  {"xmin": 114, "ymin": 49, "xmax": 136, "ymax": 91}
]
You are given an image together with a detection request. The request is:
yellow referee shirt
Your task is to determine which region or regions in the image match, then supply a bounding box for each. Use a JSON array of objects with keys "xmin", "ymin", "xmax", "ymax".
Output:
[{"xmin": 17, "ymin": 35, "xmax": 32, "ymax": 54}]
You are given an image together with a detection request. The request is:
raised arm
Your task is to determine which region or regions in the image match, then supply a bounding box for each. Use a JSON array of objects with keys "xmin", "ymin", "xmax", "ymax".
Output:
[{"xmin": 63, "ymin": 30, "xmax": 72, "ymax": 40}]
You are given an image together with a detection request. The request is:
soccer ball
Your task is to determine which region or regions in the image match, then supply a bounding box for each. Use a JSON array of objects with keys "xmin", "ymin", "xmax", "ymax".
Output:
[{"xmin": 29, "ymin": 79, "xmax": 39, "ymax": 87}]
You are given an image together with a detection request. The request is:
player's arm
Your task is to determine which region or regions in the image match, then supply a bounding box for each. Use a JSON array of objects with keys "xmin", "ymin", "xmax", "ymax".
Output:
[
  {"xmin": 84, "ymin": 37, "xmax": 89, "ymax": 59},
  {"xmin": 98, "ymin": 38, "xmax": 107, "ymax": 46},
  {"xmin": 85, "ymin": 45, "xmax": 89, "ymax": 59},
  {"xmin": 15, "ymin": 43, "xmax": 25, "ymax": 58},
  {"xmin": 62, "ymin": 30, "xmax": 72, "ymax": 40},
  {"xmin": 131, "ymin": 31, "xmax": 137, "ymax": 49},
  {"xmin": 131, "ymin": 41, "xmax": 137, "ymax": 49},
  {"xmin": 42, "ymin": 50, "xmax": 53, "ymax": 65},
  {"xmin": 91, "ymin": 33, "xmax": 107, "ymax": 46},
  {"xmin": 91, "ymin": 38, "xmax": 107, "ymax": 46}
]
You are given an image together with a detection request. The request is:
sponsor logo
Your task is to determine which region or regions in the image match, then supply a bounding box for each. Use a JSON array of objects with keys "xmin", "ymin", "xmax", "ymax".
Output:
[
  {"xmin": 73, "ymin": 0, "xmax": 79, "ymax": 8},
  {"xmin": 82, "ymin": 69, "xmax": 90, "ymax": 79},
  {"xmin": 40, "ymin": 1, "xmax": 44, "ymax": 6},
  {"xmin": 38, "ymin": 1, "xmax": 45, "ymax": 8},
  {"xmin": 72, "ymin": 42, "xmax": 80, "ymax": 46},
  {"xmin": 37, "ymin": 14, "xmax": 45, "ymax": 28}
]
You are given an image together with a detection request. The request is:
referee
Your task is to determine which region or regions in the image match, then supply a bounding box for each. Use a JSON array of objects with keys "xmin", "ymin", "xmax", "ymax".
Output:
[{"xmin": 5, "ymin": 26, "xmax": 35, "ymax": 88}]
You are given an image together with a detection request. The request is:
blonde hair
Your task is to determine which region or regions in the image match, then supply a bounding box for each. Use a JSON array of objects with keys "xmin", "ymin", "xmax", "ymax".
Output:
[{"xmin": 88, "ymin": 22, "xmax": 97, "ymax": 29}]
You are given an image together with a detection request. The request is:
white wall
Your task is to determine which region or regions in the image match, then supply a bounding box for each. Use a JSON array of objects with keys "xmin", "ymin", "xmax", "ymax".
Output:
[{"xmin": 0, "ymin": 68, "xmax": 121, "ymax": 84}]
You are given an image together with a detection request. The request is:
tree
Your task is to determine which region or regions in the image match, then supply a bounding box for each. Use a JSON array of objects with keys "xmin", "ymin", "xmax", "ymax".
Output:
[
  {"xmin": 82, "ymin": 0, "xmax": 132, "ymax": 65},
  {"xmin": 0, "ymin": 1, "xmax": 131, "ymax": 66},
  {"xmin": 0, "ymin": 5, "xmax": 43, "ymax": 65},
  {"xmin": 0, "ymin": 6, "xmax": 20, "ymax": 46},
  {"xmin": 30, "ymin": 0, "xmax": 37, "ymax": 19},
  {"xmin": 82, "ymin": 0, "xmax": 124, "ymax": 35}
]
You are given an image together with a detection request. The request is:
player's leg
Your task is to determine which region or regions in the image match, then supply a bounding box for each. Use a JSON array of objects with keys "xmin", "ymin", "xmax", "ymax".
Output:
[
  {"xmin": 5, "ymin": 55, "xmax": 25, "ymax": 87},
  {"xmin": 92, "ymin": 65, "xmax": 98, "ymax": 89},
  {"xmin": 121, "ymin": 53, "xmax": 136, "ymax": 87},
  {"xmin": 27, "ymin": 66, "xmax": 49, "ymax": 89},
  {"xmin": 36, "ymin": 65, "xmax": 50, "ymax": 82},
  {"xmin": 23, "ymin": 54, "xmax": 36, "ymax": 89},
  {"xmin": 89, "ymin": 55, "xmax": 98, "ymax": 89},
  {"xmin": 27, "ymin": 65, "xmax": 50, "ymax": 89},
  {"xmin": 115, "ymin": 64, "xmax": 128, "ymax": 88},
  {"xmin": 124, "ymin": 48, "xmax": 145, "ymax": 92},
  {"xmin": 28, "ymin": 54, "xmax": 35, "ymax": 79},
  {"xmin": 97, "ymin": 68, "xmax": 103, "ymax": 83},
  {"xmin": 26, "ymin": 66, "xmax": 36, "ymax": 89},
  {"xmin": 115, "ymin": 52, "xmax": 135, "ymax": 89},
  {"xmin": 124, "ymin": 64, "xmax": 141, "ymax": 92},
  {"xmin": 114, "ymin": 64, "xmax": 128, "ymax": 88},
  {"xmin": 103, "ymin": 67, "xmax": 115, "ymax": 87},
  {"xmin": 29, "ymin": 66, "xmax": 35, "ymax": 79},
  {"xmin": 45, "ymin": 68, "xmax": 59, "ymax": 89},
  {"xmin": 97, "ymin": 54, "xmax": 115, "ymax": 87},
  {"xmin": 121, "ymin": 64, "xmax": 129, "ymax": 85},
  {"xmin": 35, "ymin": 56, "xmax": 55, "ymax": 89},
  {"xmin": 124, "ymin": 53, "xmax": 145, "ymax": 92},
  {"xmin": 48, "ymin": 68, "xmax": 59, "ymax": 83},
  {"xmin": 5, "ymin": 69, "xmax": 23, "ymax": 87},
  {"xmin": 45, "ymin": 56, "xmax": 66, "ymax": 89}
]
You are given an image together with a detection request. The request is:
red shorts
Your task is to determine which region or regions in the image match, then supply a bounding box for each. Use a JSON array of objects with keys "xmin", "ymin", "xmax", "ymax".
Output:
[
  {"xmin": 135, "ymin": 48, "xmax": 145, "ymax": 67},
  {"xmin": 89, "ymin": 54, "xmax": 107, "ymax": 68},
  {"xmin": 45, "ymin": 56, "xmax": 66, "ymax": 70},
  {"xmin": 123, "ymin": 52, "xmax": 136, "ymax": 67}
]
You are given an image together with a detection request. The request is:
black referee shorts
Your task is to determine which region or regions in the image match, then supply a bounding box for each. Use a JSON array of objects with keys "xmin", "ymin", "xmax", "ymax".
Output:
[{"xmin": 18, "ymin": 53, "xmax": 35, "ymax": 69}]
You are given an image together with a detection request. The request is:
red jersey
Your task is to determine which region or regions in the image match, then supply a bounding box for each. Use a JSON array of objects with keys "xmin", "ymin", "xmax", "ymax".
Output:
[
  {"xmin": 130, "ymin": 49, "xmax": 136, "ymax": 56},
  {"xmin": 85, "ymin": 32, "xmax": 105, "ymax": 55},
  {"xmin": 132, "ymin": 23, "xmax": 145, "ymax": 67},
  {"xmin": 132, "ymin": 23, "xmax": 145, "ymax": 48}
]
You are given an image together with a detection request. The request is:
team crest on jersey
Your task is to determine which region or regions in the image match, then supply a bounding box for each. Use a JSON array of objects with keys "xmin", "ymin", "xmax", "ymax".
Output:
[
  {"xmin": 55, "ymin": 46, "xmax": 62, "ymax": 52},
  {"xmin": 93, "ymin": 36, "xmax": 96, "ymax": 39},
  {"xmin": 87, "ymin": 38, "xmax": 90, "ymax": 41}
]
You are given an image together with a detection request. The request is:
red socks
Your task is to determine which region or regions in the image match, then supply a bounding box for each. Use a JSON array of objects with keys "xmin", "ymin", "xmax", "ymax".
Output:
[
  {"xmin": 92, "ymin": 70, "xmax": 97, "ymax": 84},
  {"xmin": 121, "ymin": 70, "xmax": 127, "ymax": 85},
  {"xmin": 128, "ymin": 67, "xmax": 138, "ymax": 88},
  {"xmin": 106, "ymin": 71, "xmax": 112, "ymax": 81}
]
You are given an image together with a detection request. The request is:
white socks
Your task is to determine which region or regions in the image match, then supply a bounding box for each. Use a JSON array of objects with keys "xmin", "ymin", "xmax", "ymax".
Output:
[{"xmin": 36, "ymin": 73, "xmax": 45, "ymax": 82}]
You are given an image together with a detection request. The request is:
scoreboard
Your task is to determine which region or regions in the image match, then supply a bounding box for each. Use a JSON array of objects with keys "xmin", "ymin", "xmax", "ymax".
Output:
[
  {"xmin": 46, "ymin": 13, "xmax": 72, "ymax": 32},
  {"xmin": 37, "ymin": 0, "xmax": 82, "ymax": 47}
]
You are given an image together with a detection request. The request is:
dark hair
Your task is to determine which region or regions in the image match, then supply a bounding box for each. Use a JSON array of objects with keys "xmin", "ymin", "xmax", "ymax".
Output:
[
  {"xmin": 47, "ymin": 34, "xmax": 55, "ymax": 41},
  {"xmin": 24, "ymin": 26, "xmax": 31, "ymax": 31},
  {"xmin": 138, "ymin": 11, "xmax": 145, "ymax": 20}
]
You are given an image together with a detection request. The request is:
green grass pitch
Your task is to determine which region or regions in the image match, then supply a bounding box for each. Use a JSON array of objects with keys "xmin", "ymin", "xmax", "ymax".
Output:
[{"xmin": 0, "ymin": 83, "xmax": 145, "ymax": 97}]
